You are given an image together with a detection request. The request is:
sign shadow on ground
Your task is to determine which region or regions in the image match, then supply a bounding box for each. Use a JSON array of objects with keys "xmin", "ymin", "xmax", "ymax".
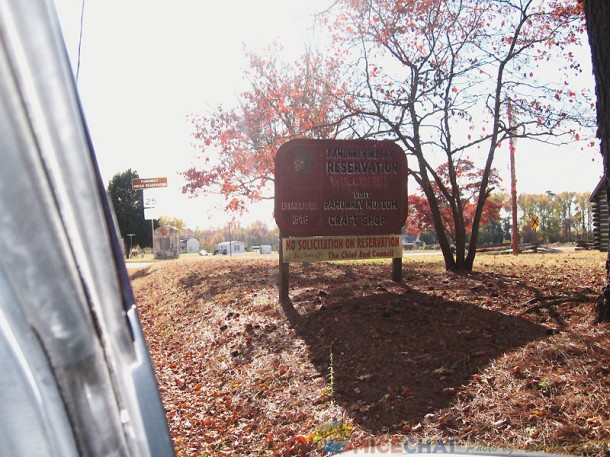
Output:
[{"xmin": 284, "ymin": 283, "xmax": 549, "ymax": 433}]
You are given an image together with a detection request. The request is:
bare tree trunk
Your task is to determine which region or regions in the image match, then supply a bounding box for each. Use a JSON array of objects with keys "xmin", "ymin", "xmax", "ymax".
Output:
[{"xmin": 583, "ymin": 0, "xmax": 610, "ymax": 322}]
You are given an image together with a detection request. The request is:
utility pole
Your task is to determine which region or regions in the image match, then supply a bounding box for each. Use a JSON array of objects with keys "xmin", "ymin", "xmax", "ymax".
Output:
[{"xmin": 508, "ymin": 99, "xmax": 519, "ymax": 255}]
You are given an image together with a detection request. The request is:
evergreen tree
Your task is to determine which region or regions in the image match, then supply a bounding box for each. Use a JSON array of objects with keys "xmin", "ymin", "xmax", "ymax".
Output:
[{"xmin": 107, "ymin": 169, "xmax": 151, "ymax": 254}]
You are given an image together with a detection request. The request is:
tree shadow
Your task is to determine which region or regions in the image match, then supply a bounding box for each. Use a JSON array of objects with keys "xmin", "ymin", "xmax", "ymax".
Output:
[
  {"xmin": 285, "ymin": 286, "xmax": 549, "ymax": 432},
  {"xmin": 128, "ymin": 265, "xmax": 152, "ymax": 280}
]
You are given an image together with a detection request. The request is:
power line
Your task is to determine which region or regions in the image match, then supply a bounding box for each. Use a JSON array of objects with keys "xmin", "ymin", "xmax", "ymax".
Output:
[{"xmin": 75, "ymin": 0, "xmax": 85, "ymax": 82}]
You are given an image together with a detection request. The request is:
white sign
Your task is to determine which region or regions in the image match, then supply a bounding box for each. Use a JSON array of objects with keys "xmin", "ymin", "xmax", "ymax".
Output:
[
  {"xmin": 144, "ymin": 197, "xmax": 156, "ymax": 209},
  {"xmin": 143, "ymin": 188, "xmax": 166, "ymax": 220},
  {"xmin": 144, "ymin": 207, "xmax": 161, "ymax": 220}
]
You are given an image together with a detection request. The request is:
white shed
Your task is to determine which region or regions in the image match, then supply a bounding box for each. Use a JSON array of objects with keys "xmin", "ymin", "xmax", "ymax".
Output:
[
  {"xmin": 216, "ymin": 241, "xmax": 245, "ymax": 255},
  {"xmin": 185, "ymin": 238, "xmax": 200, "ymax": 253}
]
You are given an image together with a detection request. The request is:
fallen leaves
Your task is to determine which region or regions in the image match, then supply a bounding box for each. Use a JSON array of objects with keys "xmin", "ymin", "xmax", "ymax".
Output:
[{"xmin": 131, "ymin": 251, "xmax": 610, "ymax": 456}]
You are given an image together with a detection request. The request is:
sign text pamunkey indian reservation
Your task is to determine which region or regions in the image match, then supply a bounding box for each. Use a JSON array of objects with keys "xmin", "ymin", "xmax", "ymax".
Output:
[
  {"xmin": 131, "ymin": 177, "xmax": 168, "ymax": 190},
  {"xmin": 274, "ymin": 139, "xmax": 408, "ymax": 239},
  {"xmin": 274, "ymin": 139, "xmax": 408, "ymax": 299}
]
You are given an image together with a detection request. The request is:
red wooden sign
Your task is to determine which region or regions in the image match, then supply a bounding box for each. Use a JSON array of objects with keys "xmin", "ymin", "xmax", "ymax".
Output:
[{"xmin": 274, "ymin": 139, "xmax": 408, "ymax": 237}]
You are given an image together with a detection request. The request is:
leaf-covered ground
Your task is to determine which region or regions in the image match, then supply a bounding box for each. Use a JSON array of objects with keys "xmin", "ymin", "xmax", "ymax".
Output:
[{"xmin": 131, "ymin": 250, "xmax": 610, "ymax": 456}]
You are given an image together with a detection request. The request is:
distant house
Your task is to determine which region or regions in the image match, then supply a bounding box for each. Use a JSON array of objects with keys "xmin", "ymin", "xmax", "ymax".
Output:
[
  {"xmin": 250, "ymin": 245, "xmax": 272, "ymax": 254},
  {"xmin": 180, "ymin": 237, "xmax": 200, "ymax": 254},
  {"xmin": 590, "ymin": 179, "xmax": 609, "ymax": 252},
  {"xmin": 216, "ymin": 241, "xmax": 245, "ymax": 255}
]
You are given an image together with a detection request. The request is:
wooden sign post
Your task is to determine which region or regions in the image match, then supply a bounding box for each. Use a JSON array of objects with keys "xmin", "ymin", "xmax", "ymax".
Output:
[{"xmin": 274, "ymin": 139, "xmax": 408, "ymax": 301}]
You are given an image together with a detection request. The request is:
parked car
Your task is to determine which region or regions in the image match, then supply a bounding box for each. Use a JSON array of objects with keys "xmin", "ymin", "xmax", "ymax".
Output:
[{"xmin": 0, "ymin": 1, "xmax": 174, "ymax": 456}]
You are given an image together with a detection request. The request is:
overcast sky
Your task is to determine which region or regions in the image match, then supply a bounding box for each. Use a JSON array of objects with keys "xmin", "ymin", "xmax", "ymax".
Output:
[{"xmin": 53, "ymin": 0, "xmax": 603, "ymax": 230}]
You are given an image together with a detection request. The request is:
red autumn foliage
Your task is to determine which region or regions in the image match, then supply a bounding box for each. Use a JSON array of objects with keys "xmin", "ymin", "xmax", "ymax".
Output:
[
  {"xmin": 181, "ymin": 0, "xmax": 593, "ymax": 274},
  {"xmin": 182, "ymin": 47, "xmax": 347, "ymax": 213},
  {"xmin": 323, "ymin": 0, "xmax": 593, "ymax": 271},
  {"xmin": 406, "ymin": 159, "xmax": 504, "ymax": 241}
]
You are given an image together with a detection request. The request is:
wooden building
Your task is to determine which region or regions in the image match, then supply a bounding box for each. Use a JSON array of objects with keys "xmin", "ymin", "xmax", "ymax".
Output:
[{"xmin": 590, "ymin": 179, "xmax": 609, "ymax": 252}]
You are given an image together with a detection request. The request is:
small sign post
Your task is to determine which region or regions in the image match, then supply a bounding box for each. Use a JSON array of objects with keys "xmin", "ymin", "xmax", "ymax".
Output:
[
  {"xmin": 274, "ymin": 139, "xmax": 408, "ymax": 301},
  {"xmin": 131, "ymin": 177, "xmax": 168, "ymax": 242},
  {"xmin": 127, "ymin": 233, "xmax": 135, "ymax": 258}
]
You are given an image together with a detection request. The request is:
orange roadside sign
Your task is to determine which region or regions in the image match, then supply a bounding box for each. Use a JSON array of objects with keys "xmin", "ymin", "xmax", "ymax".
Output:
[{"xmin": 530, "ymin": 215, "xmax": 540, "ymax": 230}]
